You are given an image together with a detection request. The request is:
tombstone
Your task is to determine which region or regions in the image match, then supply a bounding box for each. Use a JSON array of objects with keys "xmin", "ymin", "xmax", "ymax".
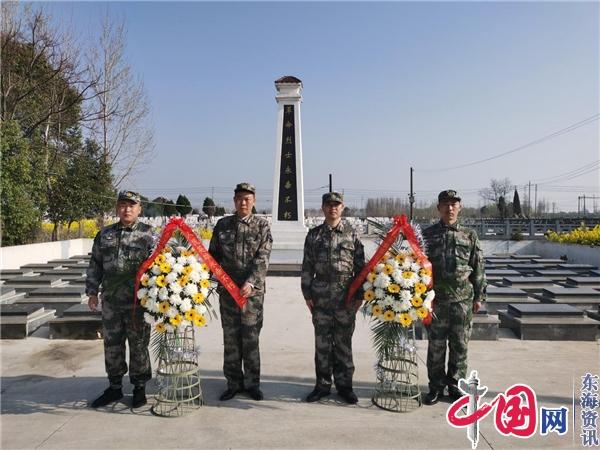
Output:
[
  {"xmin": 510, "ymin": 254, "xmax": 541, "ymax": 260},
  {"xmin": 532, "ymin": 258, "xmax": 565, "ymax": 266},
  {"xmin": 17, "ymin": 287, "xmax": 87, "ymax": 317},
  {"xmin": 533, "ymin": 270, "xmax": 578, "ymax": 281},
  {"xmin": 0, "ymin": 269, "xmax": 35, "ymax": 279},
  {"xmin": 20, "ymin": 263, "xmax": 63, "ymax": 270},
  {"xmin": 49, "ymin": 303, "xmax": 102, "ymax": 339},
  {"xmin": 0, "ymin": 304, "xmax": 56, "ymax": 339},
  {"xmin": 498, "ymin": 304, "xmax": 599, "ymax": 340},
  {"xmin": 485, "ymin": 286, "xmax": 538, "ymax": 315},
  {"xmin": 507, "ymin": 263, "xmax": 547, "ymax": 273},
  {"xmin": 502, "ymin": 277, "xmax": 558, "ymax": 293},
  {"xmin": 485, "ymin": 269, "xmax": 520, "ymax": 283},
  {"xmin": 485, "ymin": 259, "xmax": 515, "ymax": 267},
  {"xmin": 566, "ymin": 277, "xmax": 600, "ymax": 289},
  {"xmin": 471, "ymin": 305, "xmax": 500, "ymax": 340},
  {"xmin": 69, "ymin": 254, "xmax": 91, "ymax": 260},
  {"xmin": 269, "ymin": 76, "xmax": 308, "ymax": 266},
  {"xmin": 540, "ymin": 287, "xmax": 600, "ymax": 310}
]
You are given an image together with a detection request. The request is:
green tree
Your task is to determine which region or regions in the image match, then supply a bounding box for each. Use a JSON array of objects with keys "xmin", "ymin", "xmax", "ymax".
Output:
[
  {"xmin": 202, "ymin": 197, "xmax": 216, "ymax": 217},
  {"xmin": 163, "ymin": 199, "xmax": 177, "ymax": 217},
  {"xmin": 498, "ymin": 196, "xmax": 507, "ymax": 219},
  {"xmin": 0, "ymin": 121, "xmax": 45, "ymax": 245},
  {"xmin": 513, "ymin": 189, "xmax": 522, "ymax": 217},
  {"xmin": 176, "ymin": 194, "xmax": 192, "ymax": 216}
]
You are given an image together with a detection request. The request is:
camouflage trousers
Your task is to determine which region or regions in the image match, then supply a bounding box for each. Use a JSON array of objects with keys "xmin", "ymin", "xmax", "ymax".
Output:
[
  {"xmin": 425, "ymin": 300, "xmax": 473, "ymax": 392},
  {"xmin": 102, "ymin": 298, "xmax": 151, "ymax": 388},
  {"xmin": 219, "ymin": 293, "xmax": 264, "ymax": 391},
  {"xmin": 311, "ymin": 306, "xmax": 356, "ymax": 391}
]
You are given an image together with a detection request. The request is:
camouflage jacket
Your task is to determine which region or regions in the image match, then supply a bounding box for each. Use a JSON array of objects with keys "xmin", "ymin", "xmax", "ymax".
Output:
[
  {"xmin": 85, "ymin": 220, "xmax": 154, "ymax": 299},
  {"xmin": 423, "ymin": 220, "xmax": 486, "ymax": 303},
  {"xmin": 209, "ymin": 214, "xmax": 273, "ymax": 293},
  {"xmin": 301, "ymin": 220, "xmax": 365, "ymax": 304}
]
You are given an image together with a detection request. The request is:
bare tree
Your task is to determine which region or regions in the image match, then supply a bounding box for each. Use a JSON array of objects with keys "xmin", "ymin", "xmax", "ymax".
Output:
[
  {"xmin": 479, "ymin": 178, "xmax": 512, "ymax": 204},
  {"xmin": 86, "ymin": 15, "xmax": 154, "ymax": 187}
]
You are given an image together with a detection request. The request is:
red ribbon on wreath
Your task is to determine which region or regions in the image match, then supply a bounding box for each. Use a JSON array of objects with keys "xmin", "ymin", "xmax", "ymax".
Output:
[
  {"xmin": 134, "ymin": 217, "xmax": 246, "ymax": 315},
  {"xmin": 345, "ymin": 215, "xmax": 434, "ymax": 323}
]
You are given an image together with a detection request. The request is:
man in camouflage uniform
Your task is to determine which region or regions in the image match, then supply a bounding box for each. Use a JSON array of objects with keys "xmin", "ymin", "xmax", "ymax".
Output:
[
  {"xmin": 422, "ymin": 190, "xmax": 486, "ymax": 405},
  {"xmin": 301, "ymin": 192, "xmax": 365, "ymax": 404},
  {"xmin": 209, "ymin": 183, "xmax": 272, "ymax": 401},
  {"xmin": 86, "ymin": 190, "xmax": 155, "ymax": 409}
]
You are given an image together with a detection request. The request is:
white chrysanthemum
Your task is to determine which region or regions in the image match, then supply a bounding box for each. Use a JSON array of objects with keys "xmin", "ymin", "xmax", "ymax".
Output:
[
  {"xmin": 187, "ymin": 255, "xmax": 198, "ymax": 265},
  {"xmin": 143, "ymin": 312, "xmax": 154, "ymax": 325},
  {"xmin": 169, "ymin": 282, "xmax": 183, "ymax": 294},
  {"xmin": 391, "ymin": 270, "xmax": 404, "ymax": 284},
  {"xmin": 374, "ymin": 288, "xmax": 385, "ymax": 299},
  {"xmin": 158, "ymin": 287, "xmax": 169, "ymax": 300},
  {"xmin": 400, "ymin": 290, "xmax": 412, "ymax": 302},
  {"xmin": 147, "ymin": 276, "xmax": 157, "ymax": 287},
  {"xmin": 165, "ymin": 254, "xmax": 176, "ymax": 265},
  {"xmin": 392, "ymin": 302, "xmax": 403, "ymax": 313},
  {"xmin": 148, "ymin": 287, "xmax": 159, "ymax": 299},
  {"xmin": 189, "ymin": 271, "xmax": 201, "ymax": 283},
  {"xmin": 194, "ymin": 304, "xmax": 208, "ymax": 315},
  {"xmin": 165, "ymin": 324, "xmax": 175, "ymax": 333},
  {"xmin": 173, "ymin": 263, "xmax": 184, "ymax": 274},
  {"xmin": 401, "ymin": 258, "xmax": 413, "ymax": 270},
  {"xmin": 183, "ymin": 283, "xmax": 198, "ymax": 296},
  {"xmin": 151, "ymin": 265, "xmax": 161, "ymax": 275},
  {"xmin": 424, "ymin": 290, "xmax": 435, "ymax": 310},
  {"xmin": 410, "ymin": 262, "xmax": 421, "ymax": 273},
  {"xmin": 400, "ymin": 298, "xmax": 412, "ymax": 312},
  {"xmin": 387, "ymin": 259, "xmax": 400, "ymax": 271},
  {"xmin": 165, "ymin": 272, "xmax": 178, "ymax": 283},
  {"xmin": 374, "ymin": 273, "xmax": 390, "ymax": 289},
  {"xmin": 421, "ymin": 275, "xmax": 432, "ymax": 286},
  {"xmin": 200, "ymin": 287, "xmax": 209, "ymax": 298},
  {"xmin": 375, "ymin": 263, "xmax": 385, "ymax": 273},
  {"xmin": 169, "ymin": 293, "xmax": 182, "ymax": 306},
  {"xmin": 166, "ymin": 307, "xmax": 178, "ymax": 318},
  {"xmin": 199, "ymin": 270, "xmax": 210, "ymax": 280},
  {"xmin": 191, "ymin": 262, "xmax": 203, "ymax": 272},
  {"xmin": 363, "ymin": 281, "xmax": 373, "ymax": 291},
  {"xmin": 146, "ymin": 299, "xmax": 158, "ymax": 313},
  {"xmin": 176, "ymin": 256, "xmax": 187, "ymax": 265},
  {"xmin": 409, "ymin": 309, "xmax": 418, "ymax": 320},
  {"xmin": 137, "ymin": 288, "xmax": 148, "ymax": 300},
  {"xmin": 180, "ymin": 298, "xmax": 192, "ymax": 312},
  {"xmin": 382, "ymin": 295, "xmax": 395, "ymax": 307}
]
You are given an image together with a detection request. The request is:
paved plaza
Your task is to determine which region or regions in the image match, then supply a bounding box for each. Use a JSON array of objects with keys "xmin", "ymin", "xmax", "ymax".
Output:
[{"xmin": 1, "ymin": 276, "xmax": 598, "ymax": 449}]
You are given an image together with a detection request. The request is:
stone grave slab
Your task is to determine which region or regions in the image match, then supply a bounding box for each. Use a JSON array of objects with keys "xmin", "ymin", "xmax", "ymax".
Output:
[
  {"xmin": 66, "ymin": 276, "xmax": 86, "ymax": 285},
  {"xmin": 558, "ymin": 264, "xmax": 598, "ymax": 274},
  {"xmin": 472, "ymin": 306, "xmax": 500, "ymax": 340},
  {"xmin": 0, "ymin": 269, "xmax": 35, "ymax": 280},
  {"xmin": 40, "ymin": 268, "xmax": 87, "ymax": 277},
  {"xmin": 507, "ymin": 264, "xmax": 547, "ymax": 272},
  {"xmin": 540, "ymin": 287, "xmax": 600, "ymax": 310},
  {"xmin": 485, "ymin": 269, "xmax": 520, "ymax": 282},
  {"xmin": 485, "ymin": 259, "xmax": 515, "ymax": 264},
  {"xmin": 48, "ymin": 258, "xmax": 79, "ymax": 264},
  {"xmin": 0, "ymin": 291, "xmax": 26, "ymax": 305},
  {"xmin": 501, "ymin": 277, "xmax": 558, "ymax": 293},
  {"xmin": 27, "ymin": 287, "xmax": 86, "ymax": 297},
  {"xmin": 485, "ymin": 296, "xmax": 539, "ymax": 316},
  {"xmin": 69, "ymin": 254, "xmax": 91, "ymax": 260},
  {"xmin": 532, "ymin": 258, "xmax": 565, "ymax": 265},
  {"xmin": 49, "ymin": 303, "xmax": 102, "ymax": 339},
  {"xmin": 511, "ymin": 254, "xmax": 541, "ymax": 260},
  {"xmin": 566, "ymin": 277, "xmax": 600, "ymax": 289},
  {"xmin": 0, "ymin": 304, "xmax": 56, "ymax": 338},
  {"xmin": 533, "ymin": 270, "xmax": 578, "ymax": 281},
  {"xmin": 487, "ymin": 286, "xmax": 528, "ymax": 298},
  {"xmin": 56, "ymin": 261, "xmax": 89, "ymax": 268},
  {"xmin": 586, "ymin": 309, "xmax": 600, "ymax": 322},
  {"xmin": 490, "ymin": 253, "xmax": 515, "ymax": 258},
  {"xmin": 4, "ymin": 275, "xmax": 64, "ymax": 287},
  {"xmin": 0, "ymin": 286, "xmax": 16, "ymax": 299},
  {"xmin": 15, "ymin": 296, "xmax": 85, "ymax": 317},
  {"xmin": 498, "ymin": 304, "xmax": 599, "ymax": 340},
  {"xmin": 20, "ymin": 263, "xmax": 63, "ymax": 270},
  {"xmin": 591, "ymin": 270, "xmax": 600, "ymax": 277}
]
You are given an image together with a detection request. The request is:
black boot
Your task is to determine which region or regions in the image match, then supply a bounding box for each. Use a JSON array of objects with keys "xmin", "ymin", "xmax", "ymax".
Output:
[
  {"xmin": 423, "ymin": 390, "xmax": 443, "ymax": 405},
  {"xmin": 132, "ymin": 386, "xmax": 147, "ymax": 408},
  {"xmin": 338, "ymin": 389, "xmax": 358, "ymax": 404},
  {"xmin": 306, "ymin": 387, "xmax": 331, "ymax": 403},
  {"xmin": 219, "ymin": 388, "xmax": 241, "ymax": 401},
  {"xmin": 90, "ymin": 387, "xmax": 123, "ymax": 408}
]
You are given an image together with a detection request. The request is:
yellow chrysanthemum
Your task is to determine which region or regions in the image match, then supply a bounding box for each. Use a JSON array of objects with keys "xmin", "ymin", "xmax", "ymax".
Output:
[
  {"xmin": 170, "ymin": 314, "xmax": 182, "ymax": 326},
  {"xmin": 416, "ymin": 307, "xmax": 429, "ymax": 319},
  {"xmin": 184, "ymin": 310, "xmax": 194, "ymax": 321},
  {"xmin": 200, "ymin": 263, "xmax": 208, "ymax": 272},
  {"xmin": 367, "ymin": 272, "xmax": 377, "ymax": 283},
  {"xmin": 194, "ymin": 314, "xmax": 207, "ymax": 327},
  {"xmin": 372, "ymin": 305, "xmax": 383, "ymax": 316},
  {"xmin": 155, "ymin": 322, "xmax": 166, "ymax": 333},
  {"xmin": 156, "ymin": 275, "xmax": 166, "ymax": 288},
  {"xmin": 178, "ymin": 275, "xmax": 190, "ymax": 286},
  {"xmin": 383, "ymin": 264, "xmax": 394, "ymax": 275},
  {"xmin": 182, "ymin": 265, "xmax": 193, "ymax": 275},
  {"xmin": 402, "ymin": 271, "xmax": 415, "ymax": 279},
  {"xmin": 383, "ymin": 310, "xmax": 395, "ymax": 322},
  {"xmin": 411, "ymin": 296, "xmax": 424, "ymax": 307},
  {"xmin": 419, "ymin": 268, "xmax": 432, "ymax": 277},
  {"xmin": 414, "ymin": 282, "xmax": 427, "ymax": 295},
  {"xmin": 156, "ymin": 254, "xmax": 166, "ymax": 265},
  {"xmin": 181, "ymin": 250, "xmax": 191, "ymax": 257},
  {"xmin": 364, "ymin": 290, "xmax": 375, "ymax": 302},
  {"xmin": 387, "ymin": 284, "xmax": 400, "ymax": 294},
  {"xmin": 193, "ymin": 293, "xmax": 205, "ymax": 304},
  {"xmin": 158, "ymin": 301, "xmax": 170, "ymax": 313},
  {"xmin": 140, "ymin": 297, "xmax": 148, "ymax": 307},
  {"xmin": 395, "ymin": 254, "xmax": 406, "ymax": 263},
  {"xmin": 200, "ymin": 279, "xmax": 210, "ymax": 289},
  {"xmin": 160, "ymin": 262, "xmax": 172, "ymax": 274},
  {"xmin": 141, "ymin": 274, "xmax": 149, "ymax": 287},
  {"xmin": 399, "ymin": 313, "xmax": 412, "ymax": 327}
]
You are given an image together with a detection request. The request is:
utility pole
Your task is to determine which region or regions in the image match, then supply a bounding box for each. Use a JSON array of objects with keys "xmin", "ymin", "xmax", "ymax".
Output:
[
  {"xmin": 528, "ymin": 181, "xmax": 532, "ymax": 217},
  {"xmin": 409, "ymin": 167, "xmax": 415, "ymax": 221},
  {"xmin": 534, "ymin": 184, "xmax": 538, "ymax": 217},
  {"xmin": 329, "ymin": 173, "xmax": 332, "ymax": 193}
]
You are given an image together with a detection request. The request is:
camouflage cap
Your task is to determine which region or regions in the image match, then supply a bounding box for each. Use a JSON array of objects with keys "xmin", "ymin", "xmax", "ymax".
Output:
[
  {"xmin": 117, "ymin": 190, "xmax": 141, "ymax": 204},
  {"xmin": 234, "ymin": 182, "xmax": 256, "ymax": 195},
  {"xmin": 438, "ymin": 189, "xmax": 461, "ymax": 203},
  {"xmin": 322, "ymin": 191, "xmax": 343, "ymax": 204}
]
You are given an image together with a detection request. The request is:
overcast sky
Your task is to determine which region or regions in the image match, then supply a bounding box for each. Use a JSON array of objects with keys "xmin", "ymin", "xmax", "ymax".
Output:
[{"xmin": 48, "ymin": 1, "xmax": 599, "ymax": 212}]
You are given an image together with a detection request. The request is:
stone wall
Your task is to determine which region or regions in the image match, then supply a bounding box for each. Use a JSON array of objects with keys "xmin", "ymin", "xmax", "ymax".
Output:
[{"xmin": 0, "ymin": 239, "xmax": 93, "ymax": 270}]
